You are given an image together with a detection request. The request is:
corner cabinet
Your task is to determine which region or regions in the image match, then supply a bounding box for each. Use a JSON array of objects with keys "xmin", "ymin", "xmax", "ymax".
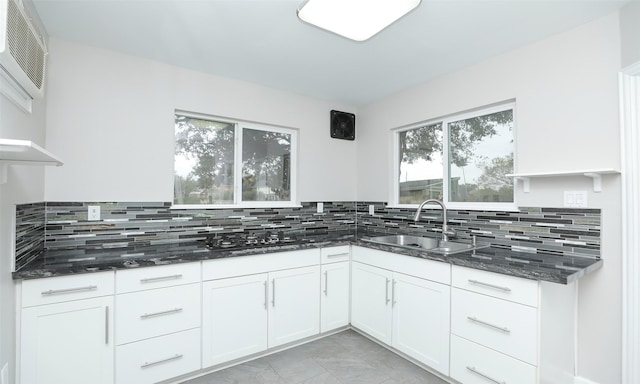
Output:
[
  {"xmin": 20, "ymin": 272, "xmax": 115, "ymax": 384},
  {"xmin": 351, "ymin": 246, "xmax": 451, "ymax": 376}
]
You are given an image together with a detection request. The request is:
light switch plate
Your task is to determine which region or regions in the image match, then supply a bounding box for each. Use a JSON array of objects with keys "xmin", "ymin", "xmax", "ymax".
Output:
[
  {"xmin": 316, "ymin": 202, "xmax": 323, "ymax": 213},
  {"xmin": 88, "ymin": 205, "xmax": 101, "ymax": 221},
  {"xmin": 564, "ymin": 191, "xmax": 587, "ymax": 208}
]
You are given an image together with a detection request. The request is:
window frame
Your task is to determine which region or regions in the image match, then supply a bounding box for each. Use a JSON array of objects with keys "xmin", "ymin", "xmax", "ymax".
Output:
[
  {"xmin": 172, "ymin": 112, "xmax": 299, "ymax": 209},
  {"xmin": 391, "ymin": 102, "xmax": 517, "ymax": 211}
]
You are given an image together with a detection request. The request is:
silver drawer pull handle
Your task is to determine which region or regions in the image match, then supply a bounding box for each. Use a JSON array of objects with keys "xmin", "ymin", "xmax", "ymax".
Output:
[
  {"xmin": 385, "ymin": 278, "xmax": 390, "ymax": 304},
  {"xmin": 41, "ymin": 285, "xmax": 97, "ymax": 296},
  {"xmin": 140, "ymin": 354, "xmax": 183, "ymax": 369},
  {"xmin": 466, "ymin": 366, "xmax": 506, "ymax": 384},
  {"xmin": 468, "ymin": 279, "xmax": 512, "ymax": 292},
  {"xmin": 140, "ymin": 274, "xmax": 183, "ymax": 283},
  {"xmin": 324, "ymin": 271, "xmax": 328, "ymax": 296},
  {"xmin": 467, "ymin": 316, "xmax": 511, "ymax": 333},
  {"xmin": 140, "ymin": 308, "xmax": 183, "ymax": 319},
  {"xmin": 326, "ymin": 252, "xmax": 347, "ymax": 258}
]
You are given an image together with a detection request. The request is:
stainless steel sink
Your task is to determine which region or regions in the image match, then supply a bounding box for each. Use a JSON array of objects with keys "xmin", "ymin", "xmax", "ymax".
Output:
[{"xmin": 361, "ymin": 235, "xmax": 489, "ymax": 255}]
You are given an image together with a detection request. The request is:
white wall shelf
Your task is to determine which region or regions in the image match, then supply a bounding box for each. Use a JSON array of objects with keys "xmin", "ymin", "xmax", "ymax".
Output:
[
  {"xmin": 506, "ymin": 169, "xmax": 621, "ymax": 193},
  {"xmin": 0, "ymin": 138, "xmax": 63, "ymax": 184}
]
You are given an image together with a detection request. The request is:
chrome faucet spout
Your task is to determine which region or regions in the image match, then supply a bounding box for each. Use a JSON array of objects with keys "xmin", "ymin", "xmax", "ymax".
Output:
[{"xmin": 413, "ymin": 199, "xmax": 455, "ymax": 242}]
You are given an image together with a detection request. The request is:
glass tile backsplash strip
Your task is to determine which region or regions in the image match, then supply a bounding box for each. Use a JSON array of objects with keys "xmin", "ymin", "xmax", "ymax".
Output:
[
  {"xmin": 14, "ymin": 202, "xmax": 46, "ymax": 271},
  {"xmin": 14, "ymin": 201, "xmax": 601, "ymax": 271},
  {"xmin": 40, "ymin": 201, "xmax": 356, "ymax": 252},
  {"xmin": 355, "ymin": 202, "xmax": 601, "ymax": 259}
]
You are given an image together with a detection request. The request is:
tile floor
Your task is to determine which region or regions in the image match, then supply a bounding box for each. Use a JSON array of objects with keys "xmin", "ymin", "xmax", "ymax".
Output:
[{"xmin": 181, "ymin": 330, "xmax": 450, "ymax": 384}]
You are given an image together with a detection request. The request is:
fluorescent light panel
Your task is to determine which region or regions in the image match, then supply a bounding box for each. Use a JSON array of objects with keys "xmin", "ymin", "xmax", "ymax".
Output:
[{"xmin": 297, "ymin": 0, "xmax": 421, "ymax": 42}]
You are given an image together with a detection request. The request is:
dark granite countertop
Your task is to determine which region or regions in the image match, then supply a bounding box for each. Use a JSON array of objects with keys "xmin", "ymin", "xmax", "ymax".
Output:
[{"xmin": 13, "ymin": 233, "xmax": 601, "ymax": 284}]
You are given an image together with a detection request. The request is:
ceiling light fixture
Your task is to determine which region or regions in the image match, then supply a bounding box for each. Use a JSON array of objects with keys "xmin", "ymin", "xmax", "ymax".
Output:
[{"xmin": 297, "ymin": 0, "xmax": 421, "ymax": 42}]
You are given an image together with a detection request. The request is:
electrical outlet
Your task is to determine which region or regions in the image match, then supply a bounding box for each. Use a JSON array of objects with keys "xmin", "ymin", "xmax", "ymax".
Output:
[
  {"xmin": 88, "ymin": 205, "xmax": 101, "ymax": 221},
  {"xmin": 316, "ymin": 202, "xmax": 323, "ymax": 213},
  {"xmin": 1, "ymin": 363, "xmax": 8, "ymax": 384},
  {"xmin": 369, "ymin": 205, "xmax": 375, "ymax": 215}
]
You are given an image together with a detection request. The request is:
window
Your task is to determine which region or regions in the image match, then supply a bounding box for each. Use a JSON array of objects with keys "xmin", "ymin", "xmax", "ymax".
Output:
[
  {"xmin": 394, "ymin": 103, "xmax": 515, "ymax": 210},
  {"xmin": 173, "ymin": 113, "xmax": 297, "ymax": 208}
]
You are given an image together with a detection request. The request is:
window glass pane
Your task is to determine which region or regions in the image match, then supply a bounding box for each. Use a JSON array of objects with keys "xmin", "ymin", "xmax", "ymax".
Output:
[
  {"xmin": 242, "ymin": 128, "xmax": 291, "ymax": 202},
  {"xmin": 448, "ymin": 109, "xmax": 514, "ymax": 202},
  {"xmin": 174, "ymin": 115, "xmax": 235, "ymax": 205},
  {"xmin": 398, "ymin": 123, "xmax": 443, "ymax": 204}
]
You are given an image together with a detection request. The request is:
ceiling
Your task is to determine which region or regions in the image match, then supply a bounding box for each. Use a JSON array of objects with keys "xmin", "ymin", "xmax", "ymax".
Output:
[{"xmin": 31, "ymin": 0, "xmax": 628, "ymax": 106}]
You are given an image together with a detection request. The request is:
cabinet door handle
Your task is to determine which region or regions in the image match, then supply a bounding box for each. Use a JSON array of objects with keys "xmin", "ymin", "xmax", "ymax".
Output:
[
  {"xmin": 466, "ymin": 366, "xmax": 506, "ymax": 384},
  {"xmin": 467, "ymin": 316, "xmax": 511, "ymax": 333},
  {"xmin": 140, "ymin": 354, "xmax": 183, "ymax": 369},
  {"xmin": 391, "ymin": 279, "xmax": 397, "ymax": 306},
  {"xmin": 326, "ymin": 252, "xmax": 347, "ymax": 258},
  {"xmin": 140, "ymin": 308, "xmax": 183, "ymax": 319},
  {"xmin": 385, "ymin": 278, "xmax": 390, "ymax": 304},
  {"xmin": 324, "ymin": 271, "xmax": 328, "ymax": 296},
  {"xmin": 41, "ymin": 285, "xmax": 97, "ymax": 296},
  {"xmin": 140, "ymin": 274, "xmax": 183, "ymax": 283},
  {"xmin": 264, "ymin": 281, "xmax": 268, "ymax": 309},
  {"xmin": 271, "ymin": 279, "xmax": 276, "ymax": 307},
  {"xmin": 105, "ymin": 306, "xmax": 109, "ymax": 345},
  {"xmin": 468, "ymin": 279, "xmax": 512, "ymax": 292}
]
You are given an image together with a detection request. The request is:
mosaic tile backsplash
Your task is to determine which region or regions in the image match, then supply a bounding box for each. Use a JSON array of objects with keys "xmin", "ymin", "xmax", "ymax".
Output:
[{"xmin": 14, "ymin": 201, "xmax": 601, "ymax": 271}]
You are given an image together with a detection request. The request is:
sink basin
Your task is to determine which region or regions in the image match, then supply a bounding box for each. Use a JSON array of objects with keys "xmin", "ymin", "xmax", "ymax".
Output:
[{"xmin": 361, "ymin": 235, "xmax": 489, "ymax": 255}]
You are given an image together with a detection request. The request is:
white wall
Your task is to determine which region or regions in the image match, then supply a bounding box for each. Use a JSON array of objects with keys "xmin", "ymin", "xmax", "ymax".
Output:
[
  {"xmin": 0, "ymin": 93, "xmax": 47, "ymax": 384},
  {"xmin": 357, "ymin": 12, "xmax": 622, "ymax": 384},
  {"xmin": 620, "ymin": 1, "xmax": 640, "ymax": 68},
  {"xmin": 43, "ymin": 39, "xmax": 358, "ymax": 203}
]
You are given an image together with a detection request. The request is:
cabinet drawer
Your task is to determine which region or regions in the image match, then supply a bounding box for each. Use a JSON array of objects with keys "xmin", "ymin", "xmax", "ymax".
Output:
[
  {"xmin": 116, "ymin": 262, "xmax": 201, "ymax": 294},
  {"xmin": 22, "ymin": 271, "xmax": 114, "ymax": 307},
  {"xmin": 452, "ymin": 265, "xmax": 538, "ymax": 307},
  {"xmin": 115, "ymin": 328, "xmax": 201, "ymax": 384},
  {"xmin": 116, "ymin": 283, "xmax": 201, "ymax": 345},
  {"xmin": 451, "ymin": 288, "xmax": 538, "ymax": 365},
  {"xmin": 203, "ymin": 249, "xmax": 320, "ymax": 281},
  {"xmin": 321, "ymin": 246, "xmax": 350, "ymax": 264},
  {"xmin": 451, "ymin": 335, "xmax": 536, "ymax": 384}
]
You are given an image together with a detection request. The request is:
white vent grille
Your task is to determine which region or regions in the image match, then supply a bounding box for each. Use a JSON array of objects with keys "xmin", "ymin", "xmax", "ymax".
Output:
[{"xmin": 6, "ymin": 0, "xmax": 45, "ymax": 90}]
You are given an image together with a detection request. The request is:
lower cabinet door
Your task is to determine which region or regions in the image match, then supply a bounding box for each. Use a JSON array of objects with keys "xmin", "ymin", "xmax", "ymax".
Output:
[
  {"xmin": 268, "ymin": 266, "xmax": 321, "ymax": 348},
  {"xmin": 350, "ymin": 262, "xmax": 393, "ymax": 345},
  {"xmin": 202, "ymin": 273, "xmax": 269, "ymax": 368},
  {"xmin": 320, "ymin": 261, "xmax": 350, "ymax": 333},
  {"xmin": 115, "ymin": 328, "xmax": 201, "ymax": 384},
  {"xmin": 20, "ymin": 296, "xmax": 114, "ymax": 384},
  {"xmin": 391, "ymin": 272, "xmax": 450, "ymax": 376},
  {"xmin": 450, "ymin": 335, "xmax": 537, "ymax": 384}
]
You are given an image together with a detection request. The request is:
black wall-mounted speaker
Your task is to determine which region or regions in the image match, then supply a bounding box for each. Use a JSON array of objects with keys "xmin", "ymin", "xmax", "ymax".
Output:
[{"xmin": 330, "ymin": 110, "xmax": 355, "ymax": 140}]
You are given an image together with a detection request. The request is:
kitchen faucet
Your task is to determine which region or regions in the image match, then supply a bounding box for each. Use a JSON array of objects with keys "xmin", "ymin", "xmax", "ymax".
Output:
[{"xmin": 413, "ymin": 199, "xmax": 456, "ymax": 242}]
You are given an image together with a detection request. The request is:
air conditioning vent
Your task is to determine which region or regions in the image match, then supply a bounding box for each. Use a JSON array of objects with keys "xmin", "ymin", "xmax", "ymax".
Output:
[{"xmin": 0, "ymin": 0, "xmax": 47, "ymax": 99}]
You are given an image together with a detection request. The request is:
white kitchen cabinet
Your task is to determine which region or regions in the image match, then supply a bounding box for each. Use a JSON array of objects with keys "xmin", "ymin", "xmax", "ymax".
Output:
[
  {"xmin": 351, "ymin": 249, "xmax": 450, "ymax": 375},
  {"xmin": 351, "ymin": 262, "xmax": 393, "ymax": 344},
  {"xmin": 268, "ymin": 265, "xmax": 320, "ymax": 347},
  {"xmin": 114, "ymin": 263, "xmax": 202, "ymax": 384},
  {"xmin": 320, "ymin": 261, "xmax": 350, "ymax": 332},
  {"xmin": 392, "ymin": 272, "xmax": 450, "ymax": 375},
  {"xmin": 20, "ymin": 296, "xmax": 114, "ymax": 384},
  {"xmin": 202, "ymin": 249, "xmax": 321, "ymax": 368},
  {"xmin": 450, "ymin": 265, "xmax": 577, "ymax": 384},
  {"xmin": 202, "ymin": 273, "xmax": 269, "ymax": 367},
  {"xmin": 20, "ymin": 271, "xmax": 115, "ymax": 384}
]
